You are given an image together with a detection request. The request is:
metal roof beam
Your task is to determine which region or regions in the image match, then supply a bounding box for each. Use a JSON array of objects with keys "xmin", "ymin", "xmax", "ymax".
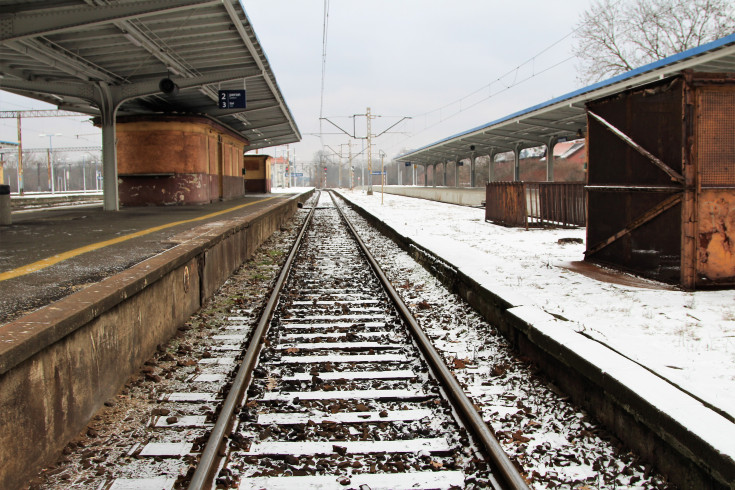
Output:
[
  {"xmin": 4, "ymin": 39, "xmax": 118, "ymax": 82},
  {"xmin": 119, "ymin": 67, "xmax": 261, "ymax": 101},
  {"xmin": 0, "ymin": 0, "xmax": 220, "ymax": 42},
  {"xmin": 0, "ymin": 77, "xmax": 94, "ymax": 100},
  {"xmin": 0, "ymin": 61, "xmax": 31, "ymax": 81},
  {"xmin": 462, "ymin": 140, "xmax": 512, "ymax": 152},
  {"xmin": 470, "ymin": 144, "xmax": 510, "ymax": 154},
  {"xmin": 249, "ymin": 135, "xmax": 295, "ymax": 148},
  {"xmin": 203, "ymin": 101, "xmax": 280, "ymax": 117},
  {"xmin": 482, "ymin": 129, "xmax": 548, "ymax": 146},
  {"xmin": 243, "ymin": 121, "xmax": 287, "ymax": 131},
  {"xmin": 475, "ymin": 133, "xmax": 520, "ymax": 144},
  {"xmin": 58, "ymin": 102, "xmax": 100, "ymax": 114},
  {"xmin": 419, "ymin": 149, "xmax": 450, "ymax": 159},
  {"xmin": 515, "ymin": 119, "xmax": 583, "ymax": 134},
  {"xmin": 111, "ymin": 20, "xmax": 197, "ymax": 79},
  {"xmin": 258, "ymin": 129, "xmax": 298, "ymax": 139},
  {"xmin": 221, "ymin": 0, "xmax": 301, "ymax": 142}
]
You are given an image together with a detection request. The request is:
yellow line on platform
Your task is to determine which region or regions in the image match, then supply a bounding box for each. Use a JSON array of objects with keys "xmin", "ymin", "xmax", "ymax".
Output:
[{"xmin": 0, "ymin": 196, "xmax": 279, "ymax": 282}]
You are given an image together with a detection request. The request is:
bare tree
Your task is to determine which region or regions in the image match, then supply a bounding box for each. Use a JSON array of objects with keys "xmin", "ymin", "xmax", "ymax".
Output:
[{"xmin": 574, "ymin": 0, "xmax": 735, "ymax": 83}]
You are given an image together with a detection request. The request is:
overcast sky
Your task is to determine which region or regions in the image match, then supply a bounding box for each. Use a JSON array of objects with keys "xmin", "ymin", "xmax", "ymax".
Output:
[{"xmin": 0, "ymin": 0, "xmax": 596, "ymax": 165}]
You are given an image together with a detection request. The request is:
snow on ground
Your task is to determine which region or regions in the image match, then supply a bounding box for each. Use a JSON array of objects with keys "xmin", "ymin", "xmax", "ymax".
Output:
[
  {"xmin": 271, "ymin": 186, "xmax": 312, "ymax": 194},
  {"xmin": 336, "ymin": 188, "xmax": 735, "ymax": 421}
]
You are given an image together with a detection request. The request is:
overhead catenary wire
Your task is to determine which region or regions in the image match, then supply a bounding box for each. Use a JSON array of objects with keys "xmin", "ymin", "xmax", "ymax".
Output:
[
  {"xmin": 391, "ymin": 55, "xmax": 575, "ymax": 146},
  {"xmin": 318, "ymin": 0, "xmax": 330, "ymax": 150},
  {"xmin": 385, "ymin": 0, "xmax": 630, "ymax": 152},
  {"xmin": 410, "ymin": 0, "xmax": 628, "ymax": 124}
]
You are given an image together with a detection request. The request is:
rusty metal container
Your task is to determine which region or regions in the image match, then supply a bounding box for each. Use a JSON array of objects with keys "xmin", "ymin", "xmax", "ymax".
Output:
[{"xmin": 585, "ymin": 72, "xmax": 735, "ymax": 288}]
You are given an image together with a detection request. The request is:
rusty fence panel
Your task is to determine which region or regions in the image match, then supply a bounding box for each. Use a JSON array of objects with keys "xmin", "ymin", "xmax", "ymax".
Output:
[
  {"xmin": 536, "ymin": 182, "xmax": 586, "ymax": 227},
  {"xmin": 485, "ymin": 182, "xmax": 527, "ymax": 228},
  {"xmin": 486, "ymin": 182, "xmax": 586, "ymax": 228}
]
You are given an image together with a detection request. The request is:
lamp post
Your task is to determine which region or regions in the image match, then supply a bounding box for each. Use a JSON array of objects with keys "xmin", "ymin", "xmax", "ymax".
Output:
[
  {"xmin": 39, "ymin": 133, "xmax": 61, "ymax": 193},
  {"xmin": 60, "ymin": 158, "xmax": 68, "ymax": 192},
  {"xmin": 82, "ymin": 153, "xmax": 97, "ymax": 192},
  {"xmin": 366, "ymin": 107, "xmax": 373, "ymax": 195}
]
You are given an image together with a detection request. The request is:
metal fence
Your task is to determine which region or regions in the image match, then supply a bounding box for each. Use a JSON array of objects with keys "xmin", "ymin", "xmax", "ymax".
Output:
[{"xmin": 485, "ymin": 181, "xmax": 586, "ymax": 228}]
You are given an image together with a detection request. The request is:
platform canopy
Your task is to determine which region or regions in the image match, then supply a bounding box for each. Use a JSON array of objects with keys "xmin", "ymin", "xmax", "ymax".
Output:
[
  {"xmin": 0, "ymin": 0, "xmax": 300, "ymax": 149},
  {"xmin": 0, "ymin": 0, "xmax": 300, "ymax": 209},
  {"xmin": 396, "ymin": 33, "xmax": 735, "ymax": 167}
]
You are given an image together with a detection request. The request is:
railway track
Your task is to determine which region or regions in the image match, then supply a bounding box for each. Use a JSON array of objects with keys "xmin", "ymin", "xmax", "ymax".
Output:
[
  {"xmin": 177, "ymin": 191, "xmax": 527, "ymax": 490},
  {"xmin": 36, "ymin": 190, "xmax": 671, "ymax": 490}
]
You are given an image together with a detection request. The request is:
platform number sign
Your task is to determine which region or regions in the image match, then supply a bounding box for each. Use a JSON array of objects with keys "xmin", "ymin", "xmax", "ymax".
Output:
[{"xmin": 218, "ymin": 90, "xmax": 246, "ymax": 109}]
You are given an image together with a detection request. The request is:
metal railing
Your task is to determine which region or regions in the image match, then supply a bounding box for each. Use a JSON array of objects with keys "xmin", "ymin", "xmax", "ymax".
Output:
[{"xmin": 486, "ymin": 181, "xmax": 586, "ymax": 228}]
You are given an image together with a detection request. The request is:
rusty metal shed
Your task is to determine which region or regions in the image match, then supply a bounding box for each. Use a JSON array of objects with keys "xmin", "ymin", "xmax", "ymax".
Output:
[{"xmin": 586, "ymin": 72, "xmax": 735, "ymax": 289}]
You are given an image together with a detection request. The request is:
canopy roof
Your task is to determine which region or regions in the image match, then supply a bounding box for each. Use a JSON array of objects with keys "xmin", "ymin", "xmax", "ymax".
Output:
[
  {"xmin": 396, "ymin": 33, "xmax": 735, "ymax": 165},
  {"xmin": 0, "ymin": 0, "xmax": 300, "ymax": 150}
]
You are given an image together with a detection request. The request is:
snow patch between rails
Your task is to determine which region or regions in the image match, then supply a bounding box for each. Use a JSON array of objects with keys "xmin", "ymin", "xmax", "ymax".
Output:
[
  {"xmin": 244, "ymin": 438, "xmax": 451, "ymax": 456},
  {"xmin": 238, "ymin": 470, "xmax": 465, "ymax": 490}
]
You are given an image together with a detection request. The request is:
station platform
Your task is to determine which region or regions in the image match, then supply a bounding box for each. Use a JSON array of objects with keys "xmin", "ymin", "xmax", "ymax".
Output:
[
  {"xmin": 335, "ymin": 188, "xmax": 735, "ymax": 489},
  {"xmin": 0, "ymin": 190, "xmax": 313, "ymax": 489},
  {"xmin": 0, "ymin": 194, "xmax": 297, "ymax": 325}
]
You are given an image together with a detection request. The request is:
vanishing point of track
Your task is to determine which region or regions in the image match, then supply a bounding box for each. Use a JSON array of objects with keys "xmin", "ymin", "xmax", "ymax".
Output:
[{"xmin": 186, "ymin": 191, "xmax": 528, "ymax": 489}]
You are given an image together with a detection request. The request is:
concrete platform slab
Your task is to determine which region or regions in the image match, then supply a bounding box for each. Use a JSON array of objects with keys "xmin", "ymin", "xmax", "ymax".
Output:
[
  {"xmin": 0, "ymin": 194, "xmax": 296, "ymax": 324},
  {"xmin": 0, "ymin": 190, "xmax": 313, "ymax": 490}
]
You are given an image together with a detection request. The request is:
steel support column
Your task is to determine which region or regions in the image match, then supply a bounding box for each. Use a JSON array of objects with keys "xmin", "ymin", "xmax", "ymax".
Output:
[
  {"xmin": 488, "ymin": 149, "xmax": 496, "ymax": 183},
  {"xmin": 432, "ymin": 163, "xmax": 437, "ymax": 187},
  {"xmin": 546, "ymin": 136, "xmax": 558, "ymax": 182},
  {"xmin": 470, "ymin": 151, "xmax": 476, "ymax": 187},
  {"xmin": 513, "ymin": 144, "xmax": 522, "ymax": 182},
  {"xmin": 455, "ymin": 157, "xmax": 460, "ymax": 187},
  {"xmin": 443, "ymin": 161, "xmax": 448, "ymax": 186},
  {"xmin": 97, "ymin": 82, "xmax": 120, "ymax": 211},
  {"xmin": 366, "ymin": 107, "xmax": 373, "ymax": 195}
]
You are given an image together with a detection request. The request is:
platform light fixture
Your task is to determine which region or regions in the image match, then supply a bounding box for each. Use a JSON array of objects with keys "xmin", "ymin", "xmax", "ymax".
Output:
[{"xmin": 159, "ymin": 78, "xmax": 178, "ymax": 95}]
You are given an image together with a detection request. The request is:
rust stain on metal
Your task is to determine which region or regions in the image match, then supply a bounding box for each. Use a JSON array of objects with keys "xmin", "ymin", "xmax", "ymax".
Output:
[
  {"xmin": 697, "ymin": 191, "xmax": 735, "ymax": 282},
  {"xmin": 485, "ymin": 182, "xmax": 527, "ymax": 228},
  {"xmin": 586, "ymin": 72, "xmax": 735, "ymax": 288}
]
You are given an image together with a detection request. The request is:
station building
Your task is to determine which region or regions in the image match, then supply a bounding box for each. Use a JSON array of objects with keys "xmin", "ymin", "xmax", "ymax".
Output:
[
  {"xmin": 114, "ymin": 115, "xmax": 276, "ymax": 206},
  {"xmin": 116, "ymin": 115, "xmax": 246, "ymax": 206},
  {"xmin": 243, "ymin": 154, "xmax": 273, "ymax": 194}
]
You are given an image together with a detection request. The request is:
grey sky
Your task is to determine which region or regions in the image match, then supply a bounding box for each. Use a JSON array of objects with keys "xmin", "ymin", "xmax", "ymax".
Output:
[
  {"xmin": 0, "ymin": 0, "xmax": 595, "ymax": 164},
  {"xmin": 245, "ymin": 0, "xmax": 596, "ymax": 163}
]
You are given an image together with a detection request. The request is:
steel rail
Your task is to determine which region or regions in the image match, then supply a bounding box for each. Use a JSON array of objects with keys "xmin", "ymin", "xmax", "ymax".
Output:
[
  {"xmin": 188, "ymin": 193, "xmax": 319, "ymax": 490},
  {"xmin": 330, "ymin": 191, "xmax": 530, "ymax": 490}
]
